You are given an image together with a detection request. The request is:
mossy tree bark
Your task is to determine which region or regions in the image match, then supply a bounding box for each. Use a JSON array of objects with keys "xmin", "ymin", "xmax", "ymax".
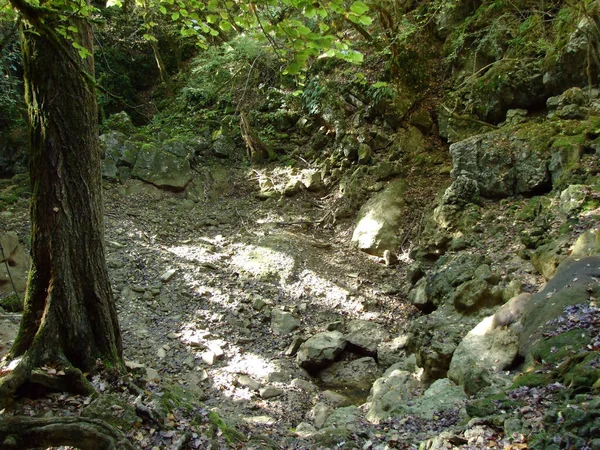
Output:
[{"xmin": 1, "ymin": 2, "xmax": 123, "ymax": 402}]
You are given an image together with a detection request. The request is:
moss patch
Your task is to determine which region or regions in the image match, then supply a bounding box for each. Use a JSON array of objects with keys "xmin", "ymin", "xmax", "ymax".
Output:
[
  {"xmin": 208, "ymin": 411, "xmax": 246, "ymax": 444},
  {"xmin": 530, "ymin": 329, "xmax": 591, "ymax": 365}
]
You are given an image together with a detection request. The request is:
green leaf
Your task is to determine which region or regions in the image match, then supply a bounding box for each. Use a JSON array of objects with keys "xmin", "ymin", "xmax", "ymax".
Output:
[
  {"xmin": 219, "ymin": 20, "xmax": 233, "ymax": 31},
  {"xmin": 67, "ymin": 25, "xmax": 78, "ymax": 33},
  {"xmin": 159, "ymin": 5, "xmax": 167, "ymax": 14},
  {"xmin": 350, "ymin": 1, "xmax": 369, "ymax": 15},
  {"xmin": 143, "ymin": 33, "xmax": 159, "ymax": 42},
  {"xmin": 225, "ymin": 1, "xmax": 234, "ymax": 7},
  {"xmin": 171, "ymin": 11, "xmax": 180, "ymax": 20},
  {"xmin": 207, "ymin": 14, "xmax": 218, "ymax": 23},
  {"xmin": 345, "ymin": 51, "xmax": 364, "ymax": 63},
  {"xmin": 304, "ymin": 5, "xmax": 316, "ymax": 18},
  {"xmin": 372, "ymin": 81, "xmax": 388, "ymax": 88},
  {"xmin": 358, "ymin": 15, "xmax": 372, "ymax": 26},
  {"xmin": 209, "ymin": 28, "xmax": 219, "ymax": 36},
  {"xmin": 284, "ymin": 62, "xmax": 301, "ymax": 75}
]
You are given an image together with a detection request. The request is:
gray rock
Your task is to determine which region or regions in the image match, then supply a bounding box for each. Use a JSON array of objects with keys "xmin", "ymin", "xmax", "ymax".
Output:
[
  {"xmin": 448, "ymin": 315, "xmax": 520, "ymax": 395},
  {"xmin": 310, "ymin": 402, "xmax": 332, "ymax": 429},
  {"xmin": 346, "ymin": 319, "xmax": 390, "ymax": 355},
  {"xmin": 132, "ymin": 143, "xmax": 192, "ymax": 191},
  {"xmin": 296, "ymin": 331, "xmax": 346, "ymax": 372},
  {"xmin": 450, "ymin": 125, "xmax": 553, "ymax": 198},
  {"xmin": 212, "ymin": 134, "xmax": 235, "ymax": 158},
  {"xmin": 271, "ymin": 308, "xmax": 301, "ymax": 335},
  {"xmin": 559, "ymin": 184, "xmax": 588, "ymax": 216},
  {"xmin": 405, "ymin": 378, "xmax": 467, "ymax": 419},
  {"xmin": 441, "ymin": 176, "xmax": 480, "ymax": 206},
  {"xmin": 321, "ymin": 390, "xmax": 352, "ymax": 407},
  {"xmin": 366, "ymin": 366, "xmax": 421, "ymax": 424},
  {"xmin": 519, "ymin": 257, "xmax": 600, "ymax": 362},
  {"xmin": 505, "ymin": 108, "xmax": 528, "ymax": 125},
  {"xmin": 295, "ymin": 422, "xmax": 317, "ymax": 438},
  {"xmin": 570, "ymin": 228, "xmax": 600, "ymax": 259},
  {"xmin": 300, "ymin": 169, "xmax": 323, "ymax": 191},
  {"xmin": 492, "ymin": 293, "xmax": 531, "ymax": 329},
  {"xmin": 352, "ymin": 179, "xmax": 407, "ymax": 256},
  {"xmin": 237, "ymin": 374, "xmax": 261, "ymax": 391},
  {"xmin": 377, "ymin": 335, "xmax": 410, "ymax": 368},
  {"xmin": 453, "ymin": 278, "xmax": 501, "ymax": 313},
  {"xmin": 319, "ymin": 357, "xmax": 382, "ymax": 391},
  {"xmin": 259, "ymin": 386, "xmax": 284, "ymax": 399},
  {"xmin": 323, "ymin": 405, "xmax": 361, "ymax": 429}
]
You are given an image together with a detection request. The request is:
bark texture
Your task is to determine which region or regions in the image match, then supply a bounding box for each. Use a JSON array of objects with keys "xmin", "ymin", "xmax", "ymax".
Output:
[{"xmin": 1, "ymin": 8, "xmax": 123, "ymax": 401}]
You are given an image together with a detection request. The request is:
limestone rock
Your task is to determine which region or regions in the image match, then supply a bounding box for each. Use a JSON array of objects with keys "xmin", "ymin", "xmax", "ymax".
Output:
[
  {"xmin": 352, "ymin": 179, "xmax": 407, "ymax": 256},
  {"xmin": 366, "ymin": 366, "xmax": 421, "ymax": 424},
  {"xmin": 441, "ymin": 176, "xmax": 480, "ymax": 206},
  {"xmin": 447, "ymin": 315, "xmax": 520, "ymax": 395},
  {"xmin": 323, "ymin": 406, "xmax": 361, "ymax": 429},
  {"xmin": 271, "ymin": 308, "xmax": 300, "ymax": 335},
  {"xmin": 450, "ymin": 124, "xmax": 553, "ymax": 198},
  {"xmin": 296, "ymin": 331, "xmax": 346, "ymax": 372},
  {"xmin": 519, "ymin": 257, "xmax": 600, "ymax": 362},
  {"xmin": 405, "ymin": 378, "xmax": 467, "ymax": 419},
  {"xmin": 132, "ymin": 143, "xmax": 192, "ymax": 191},
  {"xmin": 377, "ymin": 335, "xmax": 411, "ymax": 369},
  {"xmin": 346, "ymin": 319, "xmax": 390, "ymax": 356}
]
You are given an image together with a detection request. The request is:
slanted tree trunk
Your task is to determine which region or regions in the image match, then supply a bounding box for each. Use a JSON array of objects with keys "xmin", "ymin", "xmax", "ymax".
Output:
[{"xmin": 1, "ymin": 2, "xmax": 123, "ymax": 402}]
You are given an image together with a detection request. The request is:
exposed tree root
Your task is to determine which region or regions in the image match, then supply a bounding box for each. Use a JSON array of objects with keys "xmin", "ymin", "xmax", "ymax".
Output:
[
  {"xmin": 0, "ymin": 353, "xmax": 95, "ymax": 408},
  {"xmin": 0, "ymin": 416, "xmax": 135, "ymax": 450}
]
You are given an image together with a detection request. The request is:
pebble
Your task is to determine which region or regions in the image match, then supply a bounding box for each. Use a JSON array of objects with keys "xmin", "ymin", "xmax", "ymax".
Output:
[{"xmin": 259, "ymin": 386, "xmax": 284, "ymax": 399}]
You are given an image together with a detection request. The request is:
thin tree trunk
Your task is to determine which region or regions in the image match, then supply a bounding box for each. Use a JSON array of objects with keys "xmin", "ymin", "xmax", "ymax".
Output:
[{"xmin": 1, "ymin": 2, "xmax": 123, "ymax": 402}]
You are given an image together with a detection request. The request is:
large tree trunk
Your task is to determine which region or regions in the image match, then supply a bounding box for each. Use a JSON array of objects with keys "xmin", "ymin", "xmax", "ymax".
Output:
[{"xmin": 1, "ymin": 6, "xmax": 123, "ymax": 401}]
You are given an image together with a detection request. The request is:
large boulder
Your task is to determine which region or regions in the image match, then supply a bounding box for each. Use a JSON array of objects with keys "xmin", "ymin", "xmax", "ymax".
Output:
[
  {"xmin": 351, "ymin": 179, "xmax": 407, "ymax": 256},
  {"xmin": 132, "ymin": 143, "xmax": 193, "ymax": 191},
  {"xmin": 296, "ymin": 331, "xmax": 346, "ymax": 373},
  {"xmin": 450, "ymin": 123, "xmax": 555, "ymax": 198},
  {"xmin": 447, "ymin": 314, "xmax": 521, "ymax": 395},
  {"xmin": 519, "ymin": 257, "xmax": 600, "ymax": 362}
]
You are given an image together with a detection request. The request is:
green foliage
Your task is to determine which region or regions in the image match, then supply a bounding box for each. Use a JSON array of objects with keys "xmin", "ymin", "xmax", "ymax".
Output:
[
  {"xmin": 0, "ymin": 293, "xmax": 23, "ymax": 312},
  {"xmin": 0, "ymin": 22, "xmax": 24, "ymax": 131},
  {"xmin": 301, "ymin": 79, "xmax": 326, "ymax": 115},
  {"xmin": 180, "ymin": 35, "xmax": 275, "ymax": 109}
]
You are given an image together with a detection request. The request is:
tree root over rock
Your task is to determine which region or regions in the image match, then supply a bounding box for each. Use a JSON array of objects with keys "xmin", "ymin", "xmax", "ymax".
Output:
[
  {"xmin": 0, "ymin": 416, "xmax": 135, "ymax": 450},
  {"xmin": 0, "ymin": 354, "xmax": 95, "ymax": 408}
]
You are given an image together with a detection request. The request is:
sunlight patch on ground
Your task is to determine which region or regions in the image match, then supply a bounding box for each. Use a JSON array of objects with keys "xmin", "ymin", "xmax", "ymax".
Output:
[
  {"xmin": 230, "ymin": 243, "xmax": 296, "ymax": 282},
  {"xmin": 223, "ymin": 352, "xmax": 277, "ymax": 380}
]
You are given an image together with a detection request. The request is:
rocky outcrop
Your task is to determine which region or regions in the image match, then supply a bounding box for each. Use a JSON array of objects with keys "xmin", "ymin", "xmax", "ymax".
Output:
[
  {"xmin": 449, "ymin": 123, "xmax": 554, "ymax": 198},
  {"xmin": 351, "ymin": 179, "xmax": 407, "ymax": 256}
]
